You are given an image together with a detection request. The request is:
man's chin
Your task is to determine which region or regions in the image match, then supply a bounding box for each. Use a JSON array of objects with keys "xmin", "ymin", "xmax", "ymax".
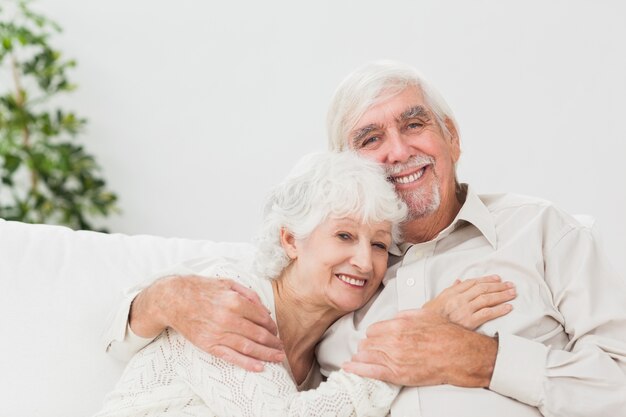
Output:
[
  {"xmin": 400, "ymin": 189, "xmax": 440, "ymax": 220},
  {"xmin": 406, "ymin": 204, "xmax": 437, "ymax": 221}
]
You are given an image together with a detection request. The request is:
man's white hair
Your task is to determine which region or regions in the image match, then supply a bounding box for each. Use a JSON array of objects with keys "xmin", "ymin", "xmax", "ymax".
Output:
[
  {"xmin": 253, "ymin": 151, "xmax": 408, "ymax": 280},
  {"xmin": 327, "ymin": 60, "xmax": 458, "ymax": 151}
]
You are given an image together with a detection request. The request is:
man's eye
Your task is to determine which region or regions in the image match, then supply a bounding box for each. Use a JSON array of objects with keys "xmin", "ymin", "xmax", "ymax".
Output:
[
  {"xmin": 407, "ymin": 122, "xmax": 424, "ymax": 129},
  {"xmin": 361, "ymin": 136, "xmax": 379, "ymax": 148}
]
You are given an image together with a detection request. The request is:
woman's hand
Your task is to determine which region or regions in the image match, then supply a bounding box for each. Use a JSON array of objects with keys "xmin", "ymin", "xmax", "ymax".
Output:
[{"xmin": 422, "ymin": 275, "xmax": 515, "ymax": 330}]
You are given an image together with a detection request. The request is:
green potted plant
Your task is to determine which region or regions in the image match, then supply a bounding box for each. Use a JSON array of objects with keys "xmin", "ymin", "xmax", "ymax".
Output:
[{"xmin": 0, "ymin": 0, "xmax": 118, "ymax": 231}]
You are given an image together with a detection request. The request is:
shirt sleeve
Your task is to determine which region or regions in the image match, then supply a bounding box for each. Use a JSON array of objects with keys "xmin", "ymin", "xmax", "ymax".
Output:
[
  {"xmin": 180, "ymin": 336, "xmax": 400, "ymax": 417},
  {"xmin": 489, "ymin": 224, "xmax": 626, "ymax": 416},
  {"xmin": 101, "ymin": 287, "xmax": 155, "ymax": 361}
]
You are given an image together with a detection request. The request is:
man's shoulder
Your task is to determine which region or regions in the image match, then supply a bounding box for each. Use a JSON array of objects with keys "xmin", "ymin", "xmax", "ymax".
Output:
[
  {"xmin": 476, "ymin": 191, "xmax": 591, "ymax": 232},
  {"xmin": 477, "ymin": 192, "xmax": 553, "ymax": 211}
]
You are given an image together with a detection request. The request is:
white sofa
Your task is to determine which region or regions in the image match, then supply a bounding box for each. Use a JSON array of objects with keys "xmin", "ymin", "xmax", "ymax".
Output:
[
  {"xmin": 1, "ymin": 215, "xmax": 605, "ymax": 416},
  {"xmin": 0, "ymin": 219, "xmax": 254, "ymax": 417}
]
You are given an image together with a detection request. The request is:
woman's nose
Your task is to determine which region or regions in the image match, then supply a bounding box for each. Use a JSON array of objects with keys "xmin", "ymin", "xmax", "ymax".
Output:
[{"xmin": 351, "ymin": 242, "xmax": 373, "ymax": 273}]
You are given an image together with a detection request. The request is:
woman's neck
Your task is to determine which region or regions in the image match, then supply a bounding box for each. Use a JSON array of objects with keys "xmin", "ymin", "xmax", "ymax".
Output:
[{"xmin": 271, "ymin": 275, "xmax": 341, "ymax": 384}]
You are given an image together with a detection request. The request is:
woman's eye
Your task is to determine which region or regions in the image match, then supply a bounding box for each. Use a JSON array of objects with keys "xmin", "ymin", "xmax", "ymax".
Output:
[
  {"xmin": 337, "ymin": 232, "xmax": 352, "ymax": 241},
  {"xmin": 372, "ymin": 242, "xmax": 388, "ymax": 250},
  {"xmin": 407, "ymin": 122, "xmax": 424, "ymax": 129}
]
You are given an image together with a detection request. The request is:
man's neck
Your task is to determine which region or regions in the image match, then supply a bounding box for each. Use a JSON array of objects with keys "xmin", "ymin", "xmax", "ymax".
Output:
[{"xmin": 403, "ymin": 183, "xmax": 466, "ymax": 243}]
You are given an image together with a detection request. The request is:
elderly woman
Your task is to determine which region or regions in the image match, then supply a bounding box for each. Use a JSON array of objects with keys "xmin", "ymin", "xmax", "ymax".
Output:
[{"xmin": 95, "ymin": 152, "xmax": 514, "ymax": 417}]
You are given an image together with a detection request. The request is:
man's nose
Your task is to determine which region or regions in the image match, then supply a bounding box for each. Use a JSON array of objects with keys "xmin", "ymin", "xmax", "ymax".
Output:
[
  {"xmin": 385, "ymin": 130, "xmax": 412, "ymax": 164},
  {"xmin": 351, "ymin": 241, "xmax": 373, "ymax": 273}
]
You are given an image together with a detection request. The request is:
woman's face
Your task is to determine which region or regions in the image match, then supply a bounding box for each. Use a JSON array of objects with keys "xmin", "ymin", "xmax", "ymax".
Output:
[{"xmin": 285, "ymin": 215, "xmax": 392, "ymax": 314}]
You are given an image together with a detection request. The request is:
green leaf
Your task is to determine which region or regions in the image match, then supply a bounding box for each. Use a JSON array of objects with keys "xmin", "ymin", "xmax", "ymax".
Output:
[
  {"xmin": 3, "ymin": 152, "xmax": 22, "ymax": 173},
  {"xmin": 0, "ymin": 0, "xmax": 119, "ymax": 231}
]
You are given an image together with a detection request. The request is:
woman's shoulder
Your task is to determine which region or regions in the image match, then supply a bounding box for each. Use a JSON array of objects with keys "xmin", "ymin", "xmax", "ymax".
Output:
[
  {"xmin": 178, "ymin": 255, "xmax": 274, "ymax": 309},
  {"xmin": 173, "ymin": 254, "xmax": 249, "ymax": 275},
  {"xmin": 172, "ymin": 255, "xmax": 259, "ymax": 286}
]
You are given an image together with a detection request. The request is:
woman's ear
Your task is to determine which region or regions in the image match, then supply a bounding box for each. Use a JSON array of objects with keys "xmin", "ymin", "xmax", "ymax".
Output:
[{"xmin": 280, "ymin": 228, "xmax": 298, "ymax": 259}]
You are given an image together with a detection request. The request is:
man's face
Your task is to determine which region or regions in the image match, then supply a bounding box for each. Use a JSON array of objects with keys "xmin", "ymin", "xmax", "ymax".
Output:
[{"xmin": 348, "ymin": 86, "xmax": 460, "ymax": 220}]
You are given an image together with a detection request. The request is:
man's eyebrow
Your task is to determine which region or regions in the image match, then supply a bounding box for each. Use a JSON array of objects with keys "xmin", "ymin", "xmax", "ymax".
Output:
[
  {"xmin": 398, "ymin": 105, "xmax": 431, "ymax": 121},
  {"xmin": 351, "ymin": 124, "xmax": 379, "ymax": 146}
]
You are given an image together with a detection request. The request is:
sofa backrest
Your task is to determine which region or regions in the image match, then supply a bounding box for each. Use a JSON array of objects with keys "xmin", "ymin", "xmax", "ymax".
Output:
[{"xmin": 0, "ymin": 219, "xmax": 254, "ymax": 417}]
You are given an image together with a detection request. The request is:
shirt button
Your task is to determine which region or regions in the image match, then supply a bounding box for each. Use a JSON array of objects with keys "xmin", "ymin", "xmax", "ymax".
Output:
[
  {"xmin": 413, "ymin": 250, "xmax": 423, "ymax": 259},
  {"xmin": 406, "ymin": 278, "xmax": 415, "ymax": 287}
]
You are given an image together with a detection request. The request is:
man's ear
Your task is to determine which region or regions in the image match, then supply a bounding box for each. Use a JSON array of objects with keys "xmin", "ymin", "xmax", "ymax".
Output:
[
  {"xmin": 445, "ymin": 117, "xmax": 461, "ymax": 162},
  {"xmin": 280, "ymin": 228, "xmax": 298, "ymax": 259}
]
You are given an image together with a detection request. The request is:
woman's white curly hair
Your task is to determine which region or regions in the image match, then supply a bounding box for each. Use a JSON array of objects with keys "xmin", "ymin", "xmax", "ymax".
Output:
[{"xmin": 253, "ymin": 151, "xmax": 407, "ymax": 280}]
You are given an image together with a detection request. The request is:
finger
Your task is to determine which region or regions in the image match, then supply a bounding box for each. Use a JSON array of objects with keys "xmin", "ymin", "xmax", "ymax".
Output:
[
  {"xmin": 462, "ymin": 281, "xmax": 514, "ymax": 302},
  {"xmin": 228, "ymin": 280, "xmax": 269, "ymax": 311},
  {"xmin": 450, "ymin": 275, "xmax": 502, "ymax": 293},
  {"xmin": 468, "ymin": 287, "xmax": 516, "ymax": 310},
  {"xmin": 217, "ymin": 332, "xmax": 285, "ymax": 363},
  {"xmin": 470, "ymin": 303, "xmax": 513, "ymax": 328},
  {"xmin": 209, "ymin": 344, "xmax": 266, "ymax": 372},
  {"xmin": 351, "ymin": 349, "xmax": 389, "ymax": 365},
  {"xmin": 342, "ymin": 361, "xmax": 394, "ymax": 382},
  {"xmin": 437, "ymin": 278, "xmax": 462, "ymax": 296},
  {"xmin": 225, "ymin": 292, "xmax": 279, "ymax": 336},
  {"xmin": 231, "ymin": 316, "xmax": 284, "ymax": 350}
]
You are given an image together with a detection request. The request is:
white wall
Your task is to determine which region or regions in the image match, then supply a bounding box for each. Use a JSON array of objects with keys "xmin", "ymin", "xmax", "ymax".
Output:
[{"xmin": 31, "ymin": 0, "xmax": 626, "ymax": 276}]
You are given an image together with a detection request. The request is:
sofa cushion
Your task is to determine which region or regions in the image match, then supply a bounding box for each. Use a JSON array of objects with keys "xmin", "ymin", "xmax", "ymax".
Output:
[{"xmin": 0, "ymin": 219, "xmax": 254, "ymax": 417}]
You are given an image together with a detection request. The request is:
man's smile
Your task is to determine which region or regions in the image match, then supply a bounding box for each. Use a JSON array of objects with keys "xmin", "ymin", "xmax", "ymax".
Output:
[{"xmin": 389, "ymin": 164, "xmax": 431, "ymax": 188}]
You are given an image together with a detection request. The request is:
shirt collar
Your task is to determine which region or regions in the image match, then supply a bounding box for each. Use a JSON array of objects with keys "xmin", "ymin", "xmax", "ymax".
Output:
[
  {"xmin": 389, "ymin": 184, "xmax": 497, "ymax": 256},
  {"xmin": 455, "ymin": 184, "xmax": 497, "ymax": 248}
]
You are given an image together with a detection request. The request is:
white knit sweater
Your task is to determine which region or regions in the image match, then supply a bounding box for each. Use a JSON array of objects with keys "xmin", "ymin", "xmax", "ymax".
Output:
[{"xmin": 94, "ymin": 257, "xmax": 399, "ymax": 417}]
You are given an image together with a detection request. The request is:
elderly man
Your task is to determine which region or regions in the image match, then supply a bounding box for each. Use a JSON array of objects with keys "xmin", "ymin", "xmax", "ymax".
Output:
[{"xmin": 105, "ymin": 61, "xmax": 626, "ymax": 416}]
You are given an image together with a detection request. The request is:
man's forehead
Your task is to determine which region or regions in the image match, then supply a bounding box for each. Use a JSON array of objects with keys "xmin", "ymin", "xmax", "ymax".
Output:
[{"xmin": 352, "ymin": 86, "xmax": 427, "ymax": 130}]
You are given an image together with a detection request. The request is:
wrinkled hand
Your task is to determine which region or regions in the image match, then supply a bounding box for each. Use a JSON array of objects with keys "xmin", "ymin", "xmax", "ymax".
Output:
[
  {"xmin": 343, "ymin": 308, "xmax": 498, "ymax": 387},
  {"xmin": 342, "ymin": 275, "xmax": 512, "ymax": 386},
  {"xmin": 423, "ymin": 275, "xmax": 515, "ymax": 329},
  {"xmin": 130, "ymin": 275, "xmax": 284, "ymax": 372}
]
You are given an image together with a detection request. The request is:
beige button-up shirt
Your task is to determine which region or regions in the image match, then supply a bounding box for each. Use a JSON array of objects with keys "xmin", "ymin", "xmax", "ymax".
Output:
[{"xmin": 317, "ymin": 186, "xmax": 626, "ymax": 417}]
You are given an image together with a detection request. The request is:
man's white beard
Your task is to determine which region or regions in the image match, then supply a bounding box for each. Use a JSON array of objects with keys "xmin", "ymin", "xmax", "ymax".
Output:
[
  {"xmin": 400, "ymin": 181, "xmax": 441, "ymax": 220},
  {"xmin": 385, "ymin": 155, "xmax": 441, "ymax": 220}
]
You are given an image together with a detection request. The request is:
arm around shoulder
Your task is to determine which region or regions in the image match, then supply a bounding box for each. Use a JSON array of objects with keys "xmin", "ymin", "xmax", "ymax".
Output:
[
  {"xmin": 103, "ymin": 274, "xmax": 172, "ymax": 361},
  {"xmin": 104, "ymin": 257, "xmax": 285, "ymax": 370}
]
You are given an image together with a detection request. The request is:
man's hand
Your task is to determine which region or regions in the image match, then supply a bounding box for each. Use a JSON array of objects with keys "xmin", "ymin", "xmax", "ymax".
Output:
[
  {"xmin": 423, "ymin": 275, "xmax": 515, "ymax": 330},
  {"xmin": 342, "ymin": 309, "xmax": 498, "ymax": 387},
  {"xmin": 129, "ymin": 275, "xmax": 285, "ymax": 372}
]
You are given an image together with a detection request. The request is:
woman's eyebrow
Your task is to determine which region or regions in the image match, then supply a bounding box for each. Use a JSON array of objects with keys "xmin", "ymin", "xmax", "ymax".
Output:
[{"xmin": 375, "ymin": 229, "xmax": 392, "ymax": 238}]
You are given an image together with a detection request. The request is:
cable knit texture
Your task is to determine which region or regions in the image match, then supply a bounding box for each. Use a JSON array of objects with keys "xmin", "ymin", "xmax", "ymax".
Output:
[{"xmin": 95, "ymin": 258, "xmax": 399, "ymax": 417}]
